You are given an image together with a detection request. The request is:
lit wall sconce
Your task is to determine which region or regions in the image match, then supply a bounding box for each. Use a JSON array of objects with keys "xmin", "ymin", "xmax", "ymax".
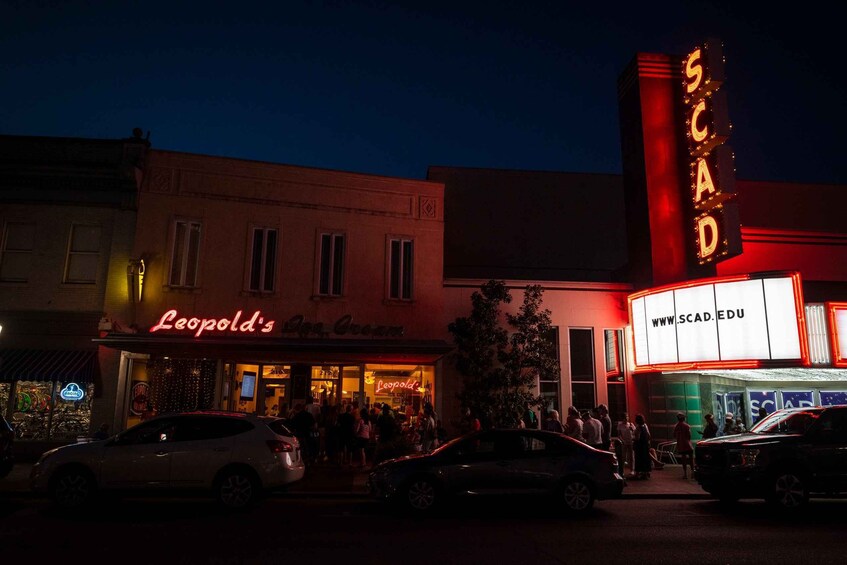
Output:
[{"xmin": 127, "ymin": 258, "xmax": 145, "ymax": 304}]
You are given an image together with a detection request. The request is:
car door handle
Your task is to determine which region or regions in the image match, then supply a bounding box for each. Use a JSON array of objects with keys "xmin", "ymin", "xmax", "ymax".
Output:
[
  {"xmin": 213, "ymin": 447, "xmax": 229, "ymax": 452},
  {"xmin": 155, "ymin": 451, "xmax": 169, "ymax": 456}
]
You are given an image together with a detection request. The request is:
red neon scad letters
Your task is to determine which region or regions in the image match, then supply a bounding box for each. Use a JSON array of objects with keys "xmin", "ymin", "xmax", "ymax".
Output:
[
  {"xmin": 149, "ymin": 309, "xmax": 276, "ymax": 337},
  {"xmin": 375, "ymin": 378, "xmax": 421, "ymax": 394}
]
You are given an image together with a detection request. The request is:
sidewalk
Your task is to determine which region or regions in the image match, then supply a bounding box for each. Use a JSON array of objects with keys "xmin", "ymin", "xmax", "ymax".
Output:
[{"xmin": 0, "ymin": 460, "xmax": 707, "ymax": 499}]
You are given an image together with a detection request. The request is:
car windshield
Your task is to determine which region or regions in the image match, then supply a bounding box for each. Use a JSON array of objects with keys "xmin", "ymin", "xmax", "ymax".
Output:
[{"xmin": 750, "ymin": 409, "xmax": 821, "ymax": 434}]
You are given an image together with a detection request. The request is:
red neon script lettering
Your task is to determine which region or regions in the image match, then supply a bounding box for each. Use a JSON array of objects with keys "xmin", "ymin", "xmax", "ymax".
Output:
[{"xmin": 149, "ymin": 309, "xmax": 275, "ymax": 337}]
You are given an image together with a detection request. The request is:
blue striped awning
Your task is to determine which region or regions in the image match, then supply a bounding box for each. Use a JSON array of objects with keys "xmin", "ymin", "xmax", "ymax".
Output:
[{"xmin": 0, "ymin": 349, "xmax": 98, "ymax": 383}]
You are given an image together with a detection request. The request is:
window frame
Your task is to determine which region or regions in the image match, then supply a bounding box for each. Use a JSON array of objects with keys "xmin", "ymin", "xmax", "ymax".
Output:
[
  {"xmin": 316, "ymin": 231, "xmax": 346, "ymax": 297},
  {"xmin": 387, "ymin": 235, "xmax": 414, "ymax": 301},
  {"xmin": 168, "ymin": 218, "xmax": 203, "ymax": 288},
  {"xmin": 569, "ymin": 327, "xmax": 596, "ymax": 410},
  {"xmin": 63, "ymin": 223, "xmax": 102, "ymax": 284},
  {"xmin": 246, "ymin": 225, "xmax": 279, "ymax": 294},
  {"xmin": 0, "ymin": 221, "xmax": 36, "ymax": 282}
]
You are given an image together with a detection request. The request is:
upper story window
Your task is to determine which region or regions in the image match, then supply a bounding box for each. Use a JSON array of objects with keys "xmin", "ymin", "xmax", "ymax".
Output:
[
  {"xmin": 64, "ymin": 224, "xmax": 101, "ymax": 284},
  {"xmin": 0, "ymin": 222, "xmax": 35, "ymax": 282},
  {"xmin": 388, "ymin": 237, "xmax": 414, "ymax": 300},
  {"xmin": 169, "ymin": 219, "xmax": 201, "ymax": 288},
  {"xmin": 318, "ymin": 232, "xmax": 345, "ymax": 296},
  {"xmin": 248, "ymin": 227, "xmax": 278, "ymax": 293}
]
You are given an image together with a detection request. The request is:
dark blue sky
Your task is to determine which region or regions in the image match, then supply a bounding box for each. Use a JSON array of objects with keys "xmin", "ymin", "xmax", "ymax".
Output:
[{"xmin": 2, "ymin": 1, "xmax": 843, "ymax": 184}]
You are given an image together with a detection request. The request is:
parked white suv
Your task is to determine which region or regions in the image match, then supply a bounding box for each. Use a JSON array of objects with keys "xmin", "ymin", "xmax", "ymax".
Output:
[{"xmin": 30, "ymin": 411, "xmax": 304, "ymax": 509}]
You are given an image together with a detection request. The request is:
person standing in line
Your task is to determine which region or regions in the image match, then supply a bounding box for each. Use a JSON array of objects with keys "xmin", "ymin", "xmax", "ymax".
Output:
[
  {"xmin": 544, "ymin": 410, "xmax": 565, "ymax": 433},
  {"xmin": 522, "ymin": 403, "xmax": 539, "ymax": 429},
  {"xmin": 719, "ymin": 412, "xmax": 735, "ymax": 436},
  {"xmin": 596, "ymin": 404, "xmax": 612, "ymax": 451},
  {"xmin": 421, "ymin": 404, "xmax": 438, "ymax": 453},
  {"xmin": 353, "ymin": 409, "xmax": 371, "ymax": 467},
  {"xmin": 563, "ymin": 406, "xmax": 584, "ymax": 442},
  {"xmin": 582, "ymin": 410, "xmax": 603, "ymax": 449},
  {"xmin": 755, "ymin": 406, "xmax": 769, "ymax": 425},
  {"xmin": 673, "ymin": 412, "xmax": 694, "ymax": 479},
  {"xmin": 633, "ymin": 413, "xmax": 652, "ymax": 479},
  {"xmin": 699, "ymin": 413, "xmax": 718, "ymax": 440},
  {"xmin": 616, "ymin": 412, "xmax": 636, "ymax": 472},
  {"xmin": 337, "ymin": 403, "xmax": 355, "ymax": 466}
]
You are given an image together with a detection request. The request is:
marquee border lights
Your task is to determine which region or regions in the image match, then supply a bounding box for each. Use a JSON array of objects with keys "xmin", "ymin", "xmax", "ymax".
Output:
[
  {"xmin": 827, "ymin": 302, "xmax": 847, "ymax": 368},
  {"xmin": 627, "ymin": 271, "xmax": 810, "ymax": 373}
]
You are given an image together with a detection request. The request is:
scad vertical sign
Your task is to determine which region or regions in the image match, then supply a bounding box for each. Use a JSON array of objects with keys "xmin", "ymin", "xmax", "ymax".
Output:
[{"xmin": 682, "ymin": 39, "xmax": 742, "ymax": 264}]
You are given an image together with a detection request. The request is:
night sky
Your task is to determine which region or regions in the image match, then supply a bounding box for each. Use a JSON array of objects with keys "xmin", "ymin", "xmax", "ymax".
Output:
[{"xmin": 2, "ymin": 1, "xmax": 843, "ymax": 184}]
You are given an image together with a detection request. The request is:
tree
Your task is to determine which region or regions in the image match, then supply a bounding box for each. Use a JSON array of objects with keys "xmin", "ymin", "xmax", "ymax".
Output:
[{"xmin": 448, "ymin": 280, "xmax": 560, "ymax": 428}]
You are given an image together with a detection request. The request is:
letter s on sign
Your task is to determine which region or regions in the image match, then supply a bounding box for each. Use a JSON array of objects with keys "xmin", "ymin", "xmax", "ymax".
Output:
[{"xmin": 685, "ymin": 48, "xmax": 703, "ymax": 94}]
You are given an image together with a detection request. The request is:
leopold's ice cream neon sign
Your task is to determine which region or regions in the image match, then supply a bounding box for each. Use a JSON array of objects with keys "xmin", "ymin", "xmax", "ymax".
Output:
[
  {"xmin": 150, "ymin": 309, "xmax": 275, "ymax": 337},
  {"xmin": 375, "ymin": 378, "xmax": 420, "ymax": 394}
]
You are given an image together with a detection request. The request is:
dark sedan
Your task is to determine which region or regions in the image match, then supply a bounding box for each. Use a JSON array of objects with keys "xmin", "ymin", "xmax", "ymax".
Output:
[{"xmin": 367, "ymin": 428, "xmax": 624, "ymax": 513}]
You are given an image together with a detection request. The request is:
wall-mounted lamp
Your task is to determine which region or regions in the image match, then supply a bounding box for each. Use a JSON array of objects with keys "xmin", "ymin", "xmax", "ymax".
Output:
[{"xmin": 127, "ymin": 259, "xmax": 145, "ymax": 304}]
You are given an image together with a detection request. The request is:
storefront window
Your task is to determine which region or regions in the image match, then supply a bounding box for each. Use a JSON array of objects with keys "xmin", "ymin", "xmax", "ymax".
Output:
[
  {"xmin": 262, "ymin": 364, "xmax": 290, "ymax": 417},
  {"xmin": 231, "ymin": 363, "xmax": 259, "ymax": 414},
  {"xmin": 0, "ymin": 383, "xmax": 9, "ymax": 418},
  {"xmin": 310, "ymin": 365, "xmax": 340, "ymax": 408},
  {"xmin": 148, "ymin": 358, "xmax": 216, "ymax": 416},
  {"xmin": 364, "ymin": 364, "xmax": 434, "ymax": 424},
  {"xmin": 341, "ymin": 366, "xmax": 362, "ymax": 406},
  {"xmin": 50, "ymin": 381, "xmax": 94, "ymax": 441},
  {"xmin": 12, "ymin": 381, "xmax": 54, "ymax": 440}
]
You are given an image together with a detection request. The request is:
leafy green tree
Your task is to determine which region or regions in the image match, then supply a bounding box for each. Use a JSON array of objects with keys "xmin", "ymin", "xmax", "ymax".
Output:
[{"xmin": 448, "ymin": 280, "xmax": 559, "ymax": 428}]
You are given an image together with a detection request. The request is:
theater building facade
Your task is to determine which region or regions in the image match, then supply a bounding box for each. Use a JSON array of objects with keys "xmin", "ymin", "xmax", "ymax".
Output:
[
  {"xmin": 95, "ymin": 150, "xmax": 451, "ymax": 431},
  {"xmin": 617, "ymin": 42, "xmax": 847, "ymax": 440}
]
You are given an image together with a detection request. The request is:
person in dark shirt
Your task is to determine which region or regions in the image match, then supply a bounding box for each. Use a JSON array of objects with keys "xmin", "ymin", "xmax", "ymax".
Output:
[
  {"xmin": 699, "ymin": 413, "xmax": 718, "ymax": 439},
  {"xmin": 596, "ymin": 404, "xmax": 612, "ymax": 450}
]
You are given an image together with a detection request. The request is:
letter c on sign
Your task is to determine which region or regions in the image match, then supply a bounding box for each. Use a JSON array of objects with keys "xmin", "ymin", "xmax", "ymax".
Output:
[{"xmin": 690, "ymin": 100, "xmax": 709, "ymax": 143}]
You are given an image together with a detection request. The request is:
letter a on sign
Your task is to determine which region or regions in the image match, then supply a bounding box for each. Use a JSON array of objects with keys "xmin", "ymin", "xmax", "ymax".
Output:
[
  {"xmin": 694, "ymin": 157, "xmax": 716, "ymax": 204},
  {"xmin": 697, "ymin": 215, "xmax": 719, "ymax": 259}
]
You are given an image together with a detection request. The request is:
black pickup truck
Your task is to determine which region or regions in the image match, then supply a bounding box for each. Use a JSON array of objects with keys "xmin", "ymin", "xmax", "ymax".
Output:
[{"xmin": 694, "ymin": 405, "xmax": 847, "ymax": 509}]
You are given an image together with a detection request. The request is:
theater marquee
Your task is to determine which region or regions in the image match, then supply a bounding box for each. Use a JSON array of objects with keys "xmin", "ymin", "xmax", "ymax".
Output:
[{"xmin": 628, "ymin": 272, "xmax": 809, "ymax": 372}]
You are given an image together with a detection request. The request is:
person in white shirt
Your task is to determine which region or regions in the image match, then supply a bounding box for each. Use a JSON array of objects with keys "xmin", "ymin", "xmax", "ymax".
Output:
[
  {"xmin": 616, "ymin": 412, "xmax": 636, "ymax": 471},
  {"xmin": 582, "ymin": 410, "xmax": 603, "ymax": 449}
]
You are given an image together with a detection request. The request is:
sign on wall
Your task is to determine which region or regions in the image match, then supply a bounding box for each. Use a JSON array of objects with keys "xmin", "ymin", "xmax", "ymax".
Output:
[
  {"xmin": 629, "ymin": 272, "xmax": 809, "ymax": 371},
  {"xmin": 681, "ymin": 39, "xmax": 742, "ymax": 264},
  {"xmin": 828, "ymin": 302, "xmax": 847, "ymax": 367}
]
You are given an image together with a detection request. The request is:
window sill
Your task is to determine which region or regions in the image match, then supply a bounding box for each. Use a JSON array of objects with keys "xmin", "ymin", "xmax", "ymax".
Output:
[
  {"xmin": 383, "ymin": 298, "xmax": 415, "ymax": 306},
  {"xmin": 239, "ymin": 290, "xmax": 278, "ymax": 298},
  {"xmin": 164, "ymin": 286, "xmax": 202, "ymax": 294},
  {"xmin": 310, "ymin": 294, "xmax": 345, "ymax": 302}
]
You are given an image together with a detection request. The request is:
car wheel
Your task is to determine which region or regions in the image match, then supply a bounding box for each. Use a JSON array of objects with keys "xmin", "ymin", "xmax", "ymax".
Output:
[
  {"xmin": 562, "ymin": 478, "xmax": 594, "ymax": 512},
  {"xmin": 404, "ymin": 477, "xmax": 438, "ymax": 512},
  {"xmin": 768, "ymin": 469, "xmax": 809, "ymax": 509},
  {"xmin": 216, "ymin": 469, "xmax": 259, "ymax": 510},
  {"xmin": 50, "ymin": 468, "xmax": 95, "ymax": 509}
]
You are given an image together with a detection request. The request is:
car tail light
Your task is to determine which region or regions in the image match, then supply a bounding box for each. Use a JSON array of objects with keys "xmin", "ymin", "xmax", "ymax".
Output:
[{"xmin": 266, "ymin": 440, "xmax": 294, "ymax": 453}]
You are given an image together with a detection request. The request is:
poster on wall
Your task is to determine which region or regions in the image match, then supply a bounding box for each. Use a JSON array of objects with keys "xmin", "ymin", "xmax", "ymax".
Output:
[
  {"xmin": 820, "ymin": 391, "xmax": 847, "ymax": 406},
  {"xmin": 129, "ymin": 381, "xmax": 150, "ymax": 416},
  {"xmin": 781, "ymin": 390, "xmax": 815, "ymax": 409},
  {"xmin": 748, "ymin": 390, "xmax": 777, "ymax": 421}
]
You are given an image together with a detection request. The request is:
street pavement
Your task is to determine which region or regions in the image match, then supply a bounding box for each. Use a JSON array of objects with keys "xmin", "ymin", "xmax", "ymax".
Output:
[{"xmin": 0, "ymin": 459, "xmax": 708, "ymax": 499}]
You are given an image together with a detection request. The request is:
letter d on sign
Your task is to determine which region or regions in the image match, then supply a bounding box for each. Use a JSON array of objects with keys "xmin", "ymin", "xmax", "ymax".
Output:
[{"xmin": 697, "ymin": 215, "xmax": 719, "ymax": 259}]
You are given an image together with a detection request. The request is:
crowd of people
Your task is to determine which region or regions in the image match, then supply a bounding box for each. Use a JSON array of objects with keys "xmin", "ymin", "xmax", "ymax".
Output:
[
  {"xmin": 283, "ymin": 396, "xmax": 447, "ymax": 468},
  {"xmin": 279, "ymin": 396, "xmax": 753, "ymax": 481}
]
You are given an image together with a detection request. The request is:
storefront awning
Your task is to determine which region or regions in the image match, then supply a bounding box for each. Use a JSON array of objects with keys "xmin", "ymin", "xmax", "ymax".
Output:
[
  {"xmin": 0, "ymin": 349, "xmax": 99, "ymax": 383},
  {"xmin": 665, "ymin": 368, "xmax": 847, "ymax": 382},
  {"xmin": 92, "ymin": 333, "xmax": 454, "ymax": 365}
]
